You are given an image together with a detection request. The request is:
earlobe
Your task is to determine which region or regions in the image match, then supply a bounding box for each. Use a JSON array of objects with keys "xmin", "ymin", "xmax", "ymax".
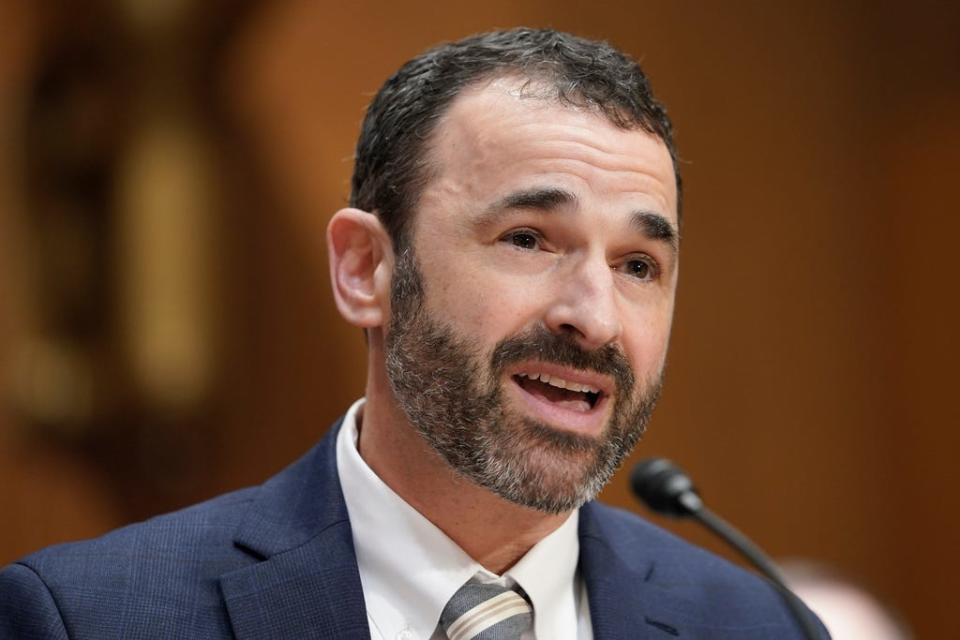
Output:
[{"xmin": 327, "ymin": 208, "xmax": 392, "ymax": 328}]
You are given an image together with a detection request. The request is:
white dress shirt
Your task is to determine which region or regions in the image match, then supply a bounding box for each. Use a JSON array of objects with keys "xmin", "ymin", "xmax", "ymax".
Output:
[{"xmin": 336, "ymin": 398, "xmax": 593, "ymax": 640}]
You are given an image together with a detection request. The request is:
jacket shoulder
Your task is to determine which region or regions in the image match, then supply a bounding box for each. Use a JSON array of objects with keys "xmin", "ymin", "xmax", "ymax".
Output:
[
  {"xmin": 580, "ymin": 502, "xmax": 829, "ymax": 638},
  {"xmin": 585, "ymin": 500, "xmax": 769, "ymax": 585},
  {"xmin": 22, "ymin": 484, "xmax": 260, "ymax": 570},
  {"xmin": 1, "ymin": 486, "xmax": 261, "ymax": 639},
  {"xmin": 0, "ymin": 563, "xmax": 69, "ymax": 640}
]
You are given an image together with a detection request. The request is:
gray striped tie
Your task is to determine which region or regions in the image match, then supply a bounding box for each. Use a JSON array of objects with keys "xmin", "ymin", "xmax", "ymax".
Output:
[{"xmin": 439, "ymin": 577, "xmax": 533, "ymax": 640}]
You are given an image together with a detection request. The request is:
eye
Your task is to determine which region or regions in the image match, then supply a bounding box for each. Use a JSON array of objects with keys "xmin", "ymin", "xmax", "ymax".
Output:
[
  {"xmin": 617, "ymin": 255, "xmax": 659, "ymax": 282},
  {"xmin": 501, "ymin": 229, "xmax": 542, "ymax": 250}
]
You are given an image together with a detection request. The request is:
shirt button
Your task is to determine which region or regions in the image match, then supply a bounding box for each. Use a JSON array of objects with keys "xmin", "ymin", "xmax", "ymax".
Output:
[{"xmin": 396, "ymin": 629, "xmax": 416, "ymax": 640}]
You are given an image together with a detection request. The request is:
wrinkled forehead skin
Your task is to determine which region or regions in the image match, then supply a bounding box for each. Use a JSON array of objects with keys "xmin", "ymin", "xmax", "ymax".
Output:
[{"xmin": 414, "ymin": 76, "xmax": 679, "ymax": 239}]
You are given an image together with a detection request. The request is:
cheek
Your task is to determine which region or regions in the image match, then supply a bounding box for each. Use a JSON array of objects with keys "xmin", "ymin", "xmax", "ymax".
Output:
[
  {"xmin": 424, "ymin": 261, "xmax": 547, "ymax": 338},
  {"xmin": 445, "ymin": 283, "xmax": 542, "ymax": 335},
  {"xmin": 622, "ymin": 307, "xmax": 674, "ymax": 374}
]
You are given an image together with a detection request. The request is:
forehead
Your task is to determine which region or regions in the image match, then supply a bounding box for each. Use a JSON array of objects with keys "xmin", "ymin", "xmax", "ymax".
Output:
[{"xmin": 419, "ymin": 77, "xmax": 678, "ymax": 224}]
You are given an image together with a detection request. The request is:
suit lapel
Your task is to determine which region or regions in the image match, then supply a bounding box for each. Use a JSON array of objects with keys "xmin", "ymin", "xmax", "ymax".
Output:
[
  {"xmin": 217, "ymin": 421, "xmax": 693, "ymax": 639},
  {"xmin": 220, "ymin": 522, "xmax": 369, "ymax": 640},
  {"xmin": 579, "ymin": 502, "xmax": 684, "ymax": 639},
  {"xmin": 220, "ymin": 420, "xmax": 371, "ymax": 640}
]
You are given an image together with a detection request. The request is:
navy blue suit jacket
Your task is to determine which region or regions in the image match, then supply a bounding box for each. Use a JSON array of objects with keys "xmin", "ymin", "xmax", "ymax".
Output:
[{"xmin": 0, "ymin": 420, "xmax": 825, "ymax": 639}]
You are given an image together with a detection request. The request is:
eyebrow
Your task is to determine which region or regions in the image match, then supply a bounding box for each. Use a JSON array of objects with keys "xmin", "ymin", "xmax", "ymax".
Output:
[
  {"xmin": 492, "ymin": 187, "xmax": 578, "ymax": 211},
  {"xmin": 632, "ymin": 210, "xmax": 679, "ymax": 253},
  {"xmin": 482, "ymin": 186, "xmax": 679, "ymax": 253}
]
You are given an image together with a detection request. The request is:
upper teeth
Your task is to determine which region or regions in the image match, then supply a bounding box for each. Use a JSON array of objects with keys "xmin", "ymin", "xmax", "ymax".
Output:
[{"xmin": 518, "ymin": 372, "xmax": 600, "ymax": 394}]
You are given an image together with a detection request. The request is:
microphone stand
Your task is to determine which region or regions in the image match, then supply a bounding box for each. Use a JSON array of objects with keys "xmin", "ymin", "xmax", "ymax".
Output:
[
  {"xmin": 633, "ymin": 461, "xmax": 824, "ymax": 640},
  {"xmin": 691, "ymin": 504, "xmax": 822, "ymax": 640}
]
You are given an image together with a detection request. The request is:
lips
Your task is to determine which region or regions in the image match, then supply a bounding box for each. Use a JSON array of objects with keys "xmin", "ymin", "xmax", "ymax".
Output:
[
  {"xmin": 507, "ymin": 364, "xmax": 612, "ymax": 433},
  {"xmin": 513, "ymin": 372, "xmax": 601, "ymax": 411}
]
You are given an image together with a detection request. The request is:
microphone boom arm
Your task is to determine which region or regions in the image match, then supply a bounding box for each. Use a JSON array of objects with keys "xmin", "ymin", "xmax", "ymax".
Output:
[
  {"xmin": 631, "ymin": 458, "xmax": 825, "ymax": 640},
  {"xmin": 691, "ymin": 505, "xmax": 821, "ymax": 640}
]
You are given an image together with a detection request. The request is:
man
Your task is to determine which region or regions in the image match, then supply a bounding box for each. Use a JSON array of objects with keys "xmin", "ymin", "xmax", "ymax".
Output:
[{"xmin": 0, "ymin": 28, "xmax": 825, "ymax": 639}]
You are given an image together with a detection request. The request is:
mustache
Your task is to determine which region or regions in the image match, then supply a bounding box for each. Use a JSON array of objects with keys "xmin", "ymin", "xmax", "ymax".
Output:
[{"xmin": 490, "ymin": 325, "xmax": 635, "ymax": 394}]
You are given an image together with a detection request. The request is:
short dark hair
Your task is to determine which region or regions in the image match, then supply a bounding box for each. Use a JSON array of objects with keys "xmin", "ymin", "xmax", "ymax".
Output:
[{"xmin": 350, "ymin": 27, "xmax": 681, "ymax": 249}]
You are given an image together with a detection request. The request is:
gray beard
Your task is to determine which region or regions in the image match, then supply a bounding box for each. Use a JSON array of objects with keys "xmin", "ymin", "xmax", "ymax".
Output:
[{"xmin": 384, "ymin": 247, "xmax": 663, "ymax": 514}]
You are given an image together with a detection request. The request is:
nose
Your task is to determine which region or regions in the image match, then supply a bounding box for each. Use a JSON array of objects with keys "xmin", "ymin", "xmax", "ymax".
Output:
[{"xmin": 543, "ymin": 254, "xmax": 622, "ymax": 350}]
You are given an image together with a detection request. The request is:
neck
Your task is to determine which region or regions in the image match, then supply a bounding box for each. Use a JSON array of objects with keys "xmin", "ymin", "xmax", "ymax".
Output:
[{"xmin": 358, "ymin": 359, "xmax": 570, "ymax": 574}]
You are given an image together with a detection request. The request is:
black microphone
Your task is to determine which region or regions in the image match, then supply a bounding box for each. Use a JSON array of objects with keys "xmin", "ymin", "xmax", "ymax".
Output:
[{"xmin": 630, "ymin": 458, "xmax": 824, "ymax": 640}]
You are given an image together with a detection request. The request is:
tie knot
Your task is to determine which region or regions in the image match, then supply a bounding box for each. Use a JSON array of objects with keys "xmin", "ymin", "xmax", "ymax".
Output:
[{"xmin": 440, "ymin": 577, "xmax": 533, "ymax": 640}]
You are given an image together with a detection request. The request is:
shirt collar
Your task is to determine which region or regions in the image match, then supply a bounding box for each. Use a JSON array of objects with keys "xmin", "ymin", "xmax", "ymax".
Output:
[
  {"xmin": 336, "ymin": 398, "xmax": 582, "ymax": 640},
  {"xmin": 508, "ymin": 507, "xmax": 581, "ymax": 640}
]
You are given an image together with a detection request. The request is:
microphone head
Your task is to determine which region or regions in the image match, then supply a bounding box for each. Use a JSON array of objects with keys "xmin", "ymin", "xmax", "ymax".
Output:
[{"xmin": 630, "ymin": 458, "xmax": 702, "ymax": 517}]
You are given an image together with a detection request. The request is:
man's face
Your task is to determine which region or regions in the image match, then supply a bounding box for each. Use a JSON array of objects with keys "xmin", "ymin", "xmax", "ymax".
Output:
[{"xmin": 384, "ymin": 79, "xmax": 679, "ymax": 513}]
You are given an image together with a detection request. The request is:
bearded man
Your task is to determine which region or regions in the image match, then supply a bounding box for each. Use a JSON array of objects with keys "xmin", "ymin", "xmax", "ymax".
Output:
[{"xmin": 0, "ymin": 28, "xmax": 826, "ymax": 640}]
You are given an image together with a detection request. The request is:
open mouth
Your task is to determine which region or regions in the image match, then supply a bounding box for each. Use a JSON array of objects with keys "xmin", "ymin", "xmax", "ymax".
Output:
[{"xmin": 512, "ymin": 372, "xmax": 603, "ymax": 413}]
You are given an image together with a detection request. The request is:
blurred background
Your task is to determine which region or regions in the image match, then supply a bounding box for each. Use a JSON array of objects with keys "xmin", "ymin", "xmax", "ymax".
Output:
[{"xmin": 1, "ymin": 0, "xmax": 957, "ymax": 636}]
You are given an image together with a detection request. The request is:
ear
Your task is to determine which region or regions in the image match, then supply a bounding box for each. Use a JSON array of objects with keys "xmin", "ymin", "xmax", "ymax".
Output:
[{"xmin": 327, "ymin": 208, "xmax": 393, "ymax": 328}]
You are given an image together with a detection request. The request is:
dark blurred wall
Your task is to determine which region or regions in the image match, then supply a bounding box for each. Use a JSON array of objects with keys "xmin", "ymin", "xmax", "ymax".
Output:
[
  {"xmin": 2, "ymin": 1, "xmax": 958, "ymax": 637},
  {"xmin": 0, "ymin": 0, "xmax": 127, "ymax": 560}
]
